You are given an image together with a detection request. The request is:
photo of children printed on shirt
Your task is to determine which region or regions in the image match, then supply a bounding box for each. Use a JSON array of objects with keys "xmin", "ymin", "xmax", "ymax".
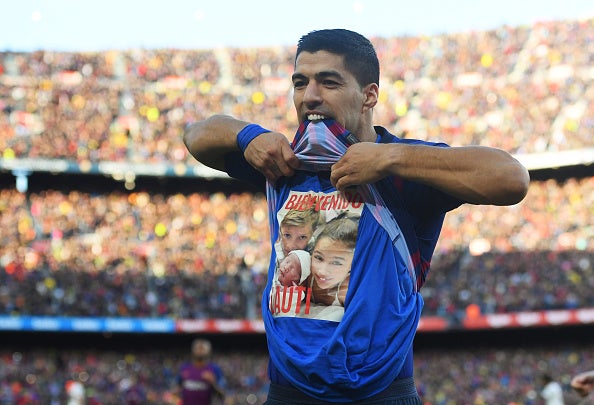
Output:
[{"xmin": 270, "ymin": 190, "xmax": 362, "ymax": 322}]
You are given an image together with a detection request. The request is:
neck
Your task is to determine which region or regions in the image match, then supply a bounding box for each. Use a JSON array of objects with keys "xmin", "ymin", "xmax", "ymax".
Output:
[{"xmin": 352, "ymin": 117, "xmax": 377, "ymax": 142}]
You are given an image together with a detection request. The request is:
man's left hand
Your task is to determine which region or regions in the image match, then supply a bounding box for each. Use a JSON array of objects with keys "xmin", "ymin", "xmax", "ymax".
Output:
[{"xmin": 330, "ymin": 143, "xmax": 389, "ymax": 191}]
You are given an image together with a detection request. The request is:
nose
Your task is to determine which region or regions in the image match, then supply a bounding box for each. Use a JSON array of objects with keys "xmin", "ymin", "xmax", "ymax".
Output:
[
  {"xmin": 303, "ymin": 82, "xmax": 322, "ymax": 107},
  {"xmin": 312, "ymin": 261, "xmax": 327, "ymax": 277}
]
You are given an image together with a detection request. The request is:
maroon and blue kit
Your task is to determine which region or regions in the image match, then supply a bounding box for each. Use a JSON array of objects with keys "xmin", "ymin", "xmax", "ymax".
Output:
[{"xmin": 178, "ymin": 362, "xmax": 222, "ymax": 405}]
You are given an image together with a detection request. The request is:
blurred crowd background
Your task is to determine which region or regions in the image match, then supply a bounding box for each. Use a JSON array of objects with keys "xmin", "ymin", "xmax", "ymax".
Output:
[
  {"xmin": 0, "ymin": 178, "xmax": 592, "ymax": 321},
  {"xmin": 1, "ymin": 18, "xmax": 593, "ymax": 162},
  {"xmin": 0, "ymin": 16, "xmax": 593, "ymax": 405},
  {"xmin": 1, "ymin": 339, "xmax": 593, "ymax": 405}
]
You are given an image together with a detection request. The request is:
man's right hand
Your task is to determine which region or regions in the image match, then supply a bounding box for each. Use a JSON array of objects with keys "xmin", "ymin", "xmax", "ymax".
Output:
[{"xmin": 244, "ymin": 132, "xmax": 301, "ymax": 183}]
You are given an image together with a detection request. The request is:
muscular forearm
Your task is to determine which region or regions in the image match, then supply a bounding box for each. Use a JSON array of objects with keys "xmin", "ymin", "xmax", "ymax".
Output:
[
  {"xmin": 183, "ymin": 115, "xmax": 250, "ymax": 171},
  {"xmin": 386, "ymin": 144, "xmax": 530, "ymax": 205},
  {"xmin": 571, "ymin": 370, "xmax": 594, "ymax": 397},
  {"xmin": 184, "ymin": 115, "xmax": 300, "ymax": 183}
]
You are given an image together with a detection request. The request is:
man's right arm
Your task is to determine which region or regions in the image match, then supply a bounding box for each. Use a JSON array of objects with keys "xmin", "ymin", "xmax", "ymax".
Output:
[
  {"xmin": 571, "ymin": 369, "xmax": 594, "ymax": 397},
  {"xmin": 183, "ymin": 114, "xmax": 251, "ymax": 172},
  {"xmin": 183, "ymin": 115, "xmax": 300, "ymax": 183}
]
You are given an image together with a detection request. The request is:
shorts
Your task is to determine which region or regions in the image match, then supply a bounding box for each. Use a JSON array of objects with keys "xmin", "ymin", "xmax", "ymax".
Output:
[{"xmin": 263, "ymin": 377, "xmax": 422, "ymax": 405}]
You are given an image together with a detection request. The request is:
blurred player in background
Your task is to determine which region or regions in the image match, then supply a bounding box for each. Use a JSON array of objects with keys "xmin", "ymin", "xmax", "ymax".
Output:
[
  {"xmin": 65, "ymin": 379, "xmax": 85, "ymax": 405},
  {"xmin": 177, "ymin": 338, "xmax": 225, "ymax": 405},
  {"xmin": 540, "ymin": 373, "xmax": 565, "ymax": 405}
]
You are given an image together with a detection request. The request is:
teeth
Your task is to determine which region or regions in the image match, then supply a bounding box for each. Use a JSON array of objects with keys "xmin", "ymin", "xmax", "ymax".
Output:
[{"xmin": 307, "ymin": 114, "xmax": 327, "ymax": 121}]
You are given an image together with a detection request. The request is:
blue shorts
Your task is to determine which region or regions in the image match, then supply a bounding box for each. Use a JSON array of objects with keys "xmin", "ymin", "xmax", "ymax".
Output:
[{"xmin": 263, "ymin": 377, "xmax": 422, "ymax": 404}]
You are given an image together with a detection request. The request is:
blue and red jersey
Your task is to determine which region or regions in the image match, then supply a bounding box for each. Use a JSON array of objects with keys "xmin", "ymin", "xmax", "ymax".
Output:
[{"xmin": 224, "ymin": 120, "xmax": 462, "ymax": 401}]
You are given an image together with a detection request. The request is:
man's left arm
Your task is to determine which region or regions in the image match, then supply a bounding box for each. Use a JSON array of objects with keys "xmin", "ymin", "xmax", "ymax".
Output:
[
  {"xmin": 330, "ymin": 143, "xmax": 529, "ymax": 206},
  {"xmin": 203, "ymin": 367, "xmax": 226, "ymax": 399}
]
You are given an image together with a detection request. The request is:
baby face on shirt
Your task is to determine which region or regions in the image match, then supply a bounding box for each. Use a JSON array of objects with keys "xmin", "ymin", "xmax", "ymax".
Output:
[{"xmin": 278, "ymin": 252, "xmax": 303, "ymax": 286}]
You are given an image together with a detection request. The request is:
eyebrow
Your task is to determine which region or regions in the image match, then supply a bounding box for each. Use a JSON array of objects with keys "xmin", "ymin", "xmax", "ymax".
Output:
[{"xmin": 291, "ymin": 70, "xmax": 346, "ymax": 82}]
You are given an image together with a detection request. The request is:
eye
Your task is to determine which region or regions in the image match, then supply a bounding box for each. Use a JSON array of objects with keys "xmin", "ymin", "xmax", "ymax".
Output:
[
  {"xmin": 293, "ymin": 79, "xmax": 306, "ymax": 89},
  {"xmin": 322, "ymin": 79, "xmax": 340, "ymax": 87}
]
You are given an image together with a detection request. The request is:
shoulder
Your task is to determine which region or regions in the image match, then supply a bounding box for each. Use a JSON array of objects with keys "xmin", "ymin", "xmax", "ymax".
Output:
[
  {"xmin": 209, "ymin": 362, "xmax": 223, "ymax": 373},
  {"xmin": 374, "ymin": 126, "xmax": 463, "ymax": 213},
  {"xmin": 374, "ymin": 126, "xmax": 449, "ymax": 148}
]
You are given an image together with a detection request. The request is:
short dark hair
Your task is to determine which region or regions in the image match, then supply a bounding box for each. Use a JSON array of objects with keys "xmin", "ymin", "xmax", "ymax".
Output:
[{"xmin": 296, "ymin": 29, "xmax": 380, "ymax": 88}]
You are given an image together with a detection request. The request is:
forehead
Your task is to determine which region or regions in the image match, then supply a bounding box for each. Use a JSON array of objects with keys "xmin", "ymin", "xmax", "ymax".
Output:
[
  {"xmin": 284, "ymin": 254, "xmax": 300, "ymax": 265},
  {"xmin": 282, "ymin": 223, "xmax": 313, "ymax": 232},
  {"xmin": 192, "ymin": 341, "xmax": 210, "ymax": 351},
  {"xmin": 294, "ymin": 50, "xmax": 348, "ymax": 76},
  {"xmin": 314, "ymin": 237, "xmax": 353, "ymax": 253}
]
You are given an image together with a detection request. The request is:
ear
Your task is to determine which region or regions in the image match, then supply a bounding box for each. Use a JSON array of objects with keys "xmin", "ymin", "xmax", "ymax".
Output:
[{"xmin": 362, "ymin": 83, "xmax": 379, "ymax": 112}]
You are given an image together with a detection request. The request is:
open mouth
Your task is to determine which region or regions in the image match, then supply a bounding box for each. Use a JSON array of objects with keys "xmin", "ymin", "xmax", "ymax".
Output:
[{"xmin": 307, "ymin": 114, "xmax": 330, "ymax": 122}]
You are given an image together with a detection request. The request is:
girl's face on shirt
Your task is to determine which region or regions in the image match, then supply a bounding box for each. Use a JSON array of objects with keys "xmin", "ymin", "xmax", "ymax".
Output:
[
  {"xmin": 280, "ymin": 224, "xmax": 313, "ymax": 256},
  {"xmin": 278, "ymin": 253, "xmax": 302, "ymax": 286},
  {"xmin": 311, "ymin": 237, "xmax": 354, "ymax": 290}
]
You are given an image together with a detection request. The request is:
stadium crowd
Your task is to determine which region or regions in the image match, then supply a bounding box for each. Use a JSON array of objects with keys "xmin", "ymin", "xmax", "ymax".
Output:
[
  {"xmin": 0, "ymin": 344, "xmax": 270, "ymax": 405},
  {"xmin": 1, "ymin": 18, "xmax": 593, "ymax": 165},
  {"xmin": 1, "ymin": 16, "xmax": 593, "ymax": 405},
  {"xmin": 0, "ymin": 176, "xmax": 593, "ymax": 320},
  {"xmin": 1, "ymin": 341, "xmax": 593, "ymax": 404}
]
